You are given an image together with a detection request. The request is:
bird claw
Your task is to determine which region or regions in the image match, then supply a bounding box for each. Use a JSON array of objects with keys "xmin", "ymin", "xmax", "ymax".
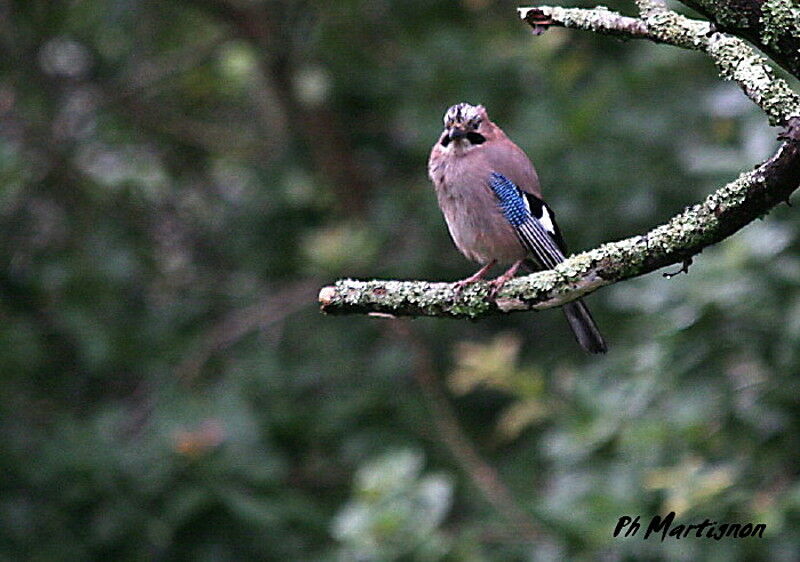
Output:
[
  {"xmin": 453, "ymin": 277, "xmax": 479, "ymax": 294},
  {"xmin": 488, "ymin": 260, "xmax": 523, "ymax": 299},
  {"xmin": 487, "ymin": 276, "xmax": 511, "ymax": 299},
  {"xmin": 453, "ymin": 261, "xmax": 496, "ymax": 295}
]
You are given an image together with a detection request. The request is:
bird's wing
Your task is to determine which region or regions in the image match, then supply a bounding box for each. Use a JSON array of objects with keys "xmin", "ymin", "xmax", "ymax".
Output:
[
  {"xmin": 519, "ymin": 190, "xmax": 568, "ymax": 254},
  {"xmin": 488, "ymin": 172, "xmax": 565, "ymax": 268}
]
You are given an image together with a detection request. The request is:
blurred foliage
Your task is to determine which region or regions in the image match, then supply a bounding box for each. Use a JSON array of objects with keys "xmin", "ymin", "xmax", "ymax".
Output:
[
  {"xmin": 2, "ymin": 0, "xmax": 800, "ymax": 560},
  {"xmin": 448, "ymin": 334, "xmax": 550, "ymax": 441},
  {"xmin": 331, "ymin": 449, "xmax": 457, "ymax": 561}
]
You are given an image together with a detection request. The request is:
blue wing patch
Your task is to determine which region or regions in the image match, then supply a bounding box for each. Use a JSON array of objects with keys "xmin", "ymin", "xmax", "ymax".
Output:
[
  {"xmin": 489, "ymin": 172, "xmax": 529, "ymax": 227},
  {"xmin": 488, "ymin": 172, "xmax": 566, "ymax": 269}
]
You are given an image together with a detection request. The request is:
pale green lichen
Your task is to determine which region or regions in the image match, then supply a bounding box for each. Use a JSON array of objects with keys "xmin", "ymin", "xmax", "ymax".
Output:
[
  {"xmin": 333, "ymin": 277, "xmax": 496, "ymax": 318},
  {"xmin": 708, "ymin": 34, "xmax": 800, "ymax": 125},
  {"xmin": 524, "ymin": 5, "xmax": 800, "ymax": 125},
  {"xmin": 644, "ymin": 10, "xmax": 713, "ymax": 50},
  {"xmin": 686, "ymin": 0, "xmax": 752, "ymax": 29},
  {"xmin": 760, "ymin": 0, "xmax": 800, "ymax": 50},
  {"xmin": 538, "ymin": 6, "xmax": 639, "ymax": 37},
  {"xmin": 635, "ymin": 0, "xmax": 661, "ymax": 18},
  {"xmin": 642, "ymin": 12, "xmax": 796, "ymax": 127}
]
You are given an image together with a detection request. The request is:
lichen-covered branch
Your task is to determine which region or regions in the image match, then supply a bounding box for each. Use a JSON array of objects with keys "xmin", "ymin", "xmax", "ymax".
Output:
[
  {"xmin": 319, "ymin": 5, "xmax": 800, "ymax": 320},
  {"xmin": 518, "ymin": 6, "xmax": 800, "ymax": 126},
  {"xmin": 679, "ymin": 0, "xmax": 800, "ymax": 81},
  {"xmin": 319, "ymin": 127, "xmax": 800, "ymax": 318}
]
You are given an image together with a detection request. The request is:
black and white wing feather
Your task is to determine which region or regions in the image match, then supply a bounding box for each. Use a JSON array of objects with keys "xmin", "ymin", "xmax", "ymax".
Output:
[
  {"xmin": 488, "ymin": 172, "xmax": 565, "ymax": 269},
  {"xmin": 488, "ymin": 172, "xmax": 608, "ymax": 354}
]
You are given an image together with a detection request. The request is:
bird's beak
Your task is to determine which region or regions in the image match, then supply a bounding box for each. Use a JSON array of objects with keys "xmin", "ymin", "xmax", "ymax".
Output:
[{"xmin": 448, "ymin": 127, "xmax": 467, "ymax": 141}]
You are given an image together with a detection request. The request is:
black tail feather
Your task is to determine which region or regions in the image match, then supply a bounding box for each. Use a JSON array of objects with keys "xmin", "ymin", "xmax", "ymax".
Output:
[{"xmin": 563, "ymin": 299, "xmax": 607, "ymax": 354}]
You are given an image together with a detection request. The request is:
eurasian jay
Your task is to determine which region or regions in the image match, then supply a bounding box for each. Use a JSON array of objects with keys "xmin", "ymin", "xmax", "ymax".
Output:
[{"xmin": 428, "ymin": 102, "xmax": 607, "ymax": 354}]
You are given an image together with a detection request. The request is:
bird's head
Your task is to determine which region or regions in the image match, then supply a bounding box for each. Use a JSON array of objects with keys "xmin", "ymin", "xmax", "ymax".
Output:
[{"xmin": 439, "ymin": 102, "xmax": 493, "ymax": 151}]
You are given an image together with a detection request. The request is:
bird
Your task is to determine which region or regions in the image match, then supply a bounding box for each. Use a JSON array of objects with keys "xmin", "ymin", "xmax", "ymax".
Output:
[{"xmin": 428, "ymin": 102, "xmax": 607, "ymax": 354}]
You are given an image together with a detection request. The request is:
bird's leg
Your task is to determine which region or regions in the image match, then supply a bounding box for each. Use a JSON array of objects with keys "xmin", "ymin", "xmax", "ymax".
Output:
[
  {"xmin": 488, "ymin": 260, "xmax": 524, "ymax": 298},
  {"xmin": 454, "ymin": 260, "xmax": 496, "ymax": 292}
]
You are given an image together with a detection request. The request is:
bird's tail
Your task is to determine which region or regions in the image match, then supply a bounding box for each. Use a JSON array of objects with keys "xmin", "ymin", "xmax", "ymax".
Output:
[{"xmin": 563, "ymin": 299, "xmax": 607, "ymax": 354}]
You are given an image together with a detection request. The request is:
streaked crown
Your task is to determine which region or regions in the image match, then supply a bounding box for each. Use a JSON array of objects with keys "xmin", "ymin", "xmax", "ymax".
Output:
[{"xmin": 443, "ymin": 102, "xmax": 485, "ymax": 129}]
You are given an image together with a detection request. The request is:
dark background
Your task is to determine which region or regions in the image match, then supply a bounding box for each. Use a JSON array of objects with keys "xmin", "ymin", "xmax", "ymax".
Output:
[{"xmin": 2, "ymin": 0, "xmax": 800, "ymax": 559}]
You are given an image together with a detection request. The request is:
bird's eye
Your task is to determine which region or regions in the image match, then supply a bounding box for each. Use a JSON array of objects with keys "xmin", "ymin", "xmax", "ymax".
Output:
[{"xmin": 472, "ymin": 120, "xmax": 480, "ymax": 130}]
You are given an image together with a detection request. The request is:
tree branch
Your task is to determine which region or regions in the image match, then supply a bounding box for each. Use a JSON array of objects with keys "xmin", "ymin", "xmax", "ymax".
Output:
[
  {"xmin": 518, "ymin": 5, "xmax": 800, "ymax": 126},
  {"xmin": 320, "ymin": 130, "xmax": 800, "ymax": 318},
  {"xmin": 678, "ymin": 0, "xmax": 800, "ymax": 81},
  {"xmin": 318, "ymin": 5, "xmax": 800, "ymax": 320}
]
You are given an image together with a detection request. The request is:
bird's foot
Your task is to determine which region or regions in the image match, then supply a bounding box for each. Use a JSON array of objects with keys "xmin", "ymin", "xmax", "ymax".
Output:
[
  {"xmin": 488, "ymin": 260, "xmax": 523, "ymax": 299},
  {"xmin": 453, "ymin": 261, "xmax": 496, "ymax": 293}
]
